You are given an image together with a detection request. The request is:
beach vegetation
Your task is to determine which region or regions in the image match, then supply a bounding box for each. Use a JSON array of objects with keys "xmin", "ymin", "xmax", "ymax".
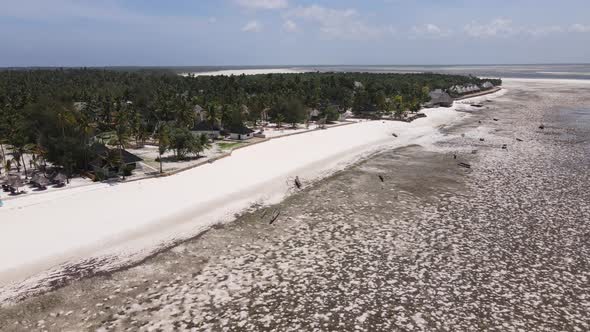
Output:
[{"xmin": 0, "ymin": 69, "xmax": 500, "ymax": 177}]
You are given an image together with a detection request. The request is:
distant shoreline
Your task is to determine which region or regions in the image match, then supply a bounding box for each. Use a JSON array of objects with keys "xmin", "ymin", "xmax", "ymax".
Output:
[
  {"xmin": 455, "ymin": 87, "xmax": 502, "ymax": 100},
  {"xmin": 176, "ymin": 65, "xmax": 590, "ymax": 81},
  {"xmin": 180, "ymin": 68, "xmax": 308, "ymax": 77}
]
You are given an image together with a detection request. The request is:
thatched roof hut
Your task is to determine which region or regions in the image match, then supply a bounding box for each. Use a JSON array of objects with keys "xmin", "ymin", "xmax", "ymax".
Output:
[
  {"xmin": 54, "ymin": 173, "xmax": 67, "ymax": 184},
  {"xmin": 7, "ymin": 175, "xmax": 23, "ymax": 188},
  {"xmin": 427, "ymin": 89, "xmax": 453, "ymax": 108},
  {"xmin": 482, "ymin": 82, "xmax": 494, "ymax": 89},
  {"xmin": 37, "ymin": 175, "xmax": 50, "ymax": 187}
]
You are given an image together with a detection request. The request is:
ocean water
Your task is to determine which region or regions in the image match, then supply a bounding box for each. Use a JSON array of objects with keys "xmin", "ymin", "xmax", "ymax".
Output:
[
  {"xmin": 178, "ymin": 64, "xmax": 590, "ymax": 80},
  {"xmin": 300, "ymin": 64, "xmax": 590, "ymax": 80}
]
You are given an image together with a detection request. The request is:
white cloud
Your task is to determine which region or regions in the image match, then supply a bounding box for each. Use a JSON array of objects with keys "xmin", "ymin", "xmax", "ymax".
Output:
[
  {"xmin": 411, "ymin": 23, "xmax": 452, "ymax": 38},
  {"xmin": 0, "ymin": 0, "xmax": 211, "ymax": 29},
  {"xmin": 283, "ymin": 19, "xmax": 297, "ymax": 32},
  {"xmin": 526, "ymin": 25, "xmax": 563, "ymax": 36},
  {"xmin": 464, "ymin": 18, "xmax": 588, "ymax": 38},
  {"xmin": 569, "ymin": 24, "xmax": 590, "ymax": 33},
  {"xmin": 235, "ymin": 0, "xmax": 288, "ymax": 10},
  {"xmin": 289, "ymin": 5, "xmax": 357, "ymax": 23},
  {"xmin": 242, "ymin": 20, "xmax": 262, "ymax": 32},
  {"xmin": 0, "ymin": 0, "xmax": 143, "ymax": 22},
  {"xmin": 464, "ymin": 18, "xmax": 515, "ymax": 37},
  {"xmin": 287, "ymin": 5, "xmax": 390, "ymax": 40}
]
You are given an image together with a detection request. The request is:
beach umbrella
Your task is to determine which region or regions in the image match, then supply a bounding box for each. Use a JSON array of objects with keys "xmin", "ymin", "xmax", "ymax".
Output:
[
  {"xmin": 37, "ymin": 175, "xmax": 50, "ymax": 188},
  {"xmin": 31, "ymin": 173, "xmax": 41, "ymax": 184},
  {"xmin": 8, "ymin": 175, "xmax": 23, "ymax": 188},
  {"xmin": 54, "ymin": 173, "xmax": 67, "ymax": 183}
]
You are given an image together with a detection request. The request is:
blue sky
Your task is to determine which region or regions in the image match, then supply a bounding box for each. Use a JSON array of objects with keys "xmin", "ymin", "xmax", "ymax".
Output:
[{"xmin": 0, "ymin": 0, "xmax": 589, "ymax": 66}]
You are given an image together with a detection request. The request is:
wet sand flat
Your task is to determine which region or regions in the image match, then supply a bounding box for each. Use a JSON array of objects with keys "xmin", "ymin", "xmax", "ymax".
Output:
[{"xmin": 1, "ymin": 79, "xmax": 590, "ymax": 331}]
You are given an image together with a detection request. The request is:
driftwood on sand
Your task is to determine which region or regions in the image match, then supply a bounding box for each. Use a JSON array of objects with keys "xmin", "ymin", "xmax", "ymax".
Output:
[
  {"xmin": 269, "ymin": 210, "xmax": 281, "ymax": 225},
  {"xmin": 378, "ymin": 175, "xmax": 384, "ymax": 182},
  {"xmin": 458, "ymin": 162, "xmax": 471, "ymax": 169},
  {"xmin": 294, "ymin": 176, "xmax": 302, "ymax": 189}
]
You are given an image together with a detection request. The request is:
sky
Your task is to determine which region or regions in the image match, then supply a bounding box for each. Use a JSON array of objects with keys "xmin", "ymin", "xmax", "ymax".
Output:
[{"xmin": 0, "ymin": 0, "xmax": 589, "ymax": 66}]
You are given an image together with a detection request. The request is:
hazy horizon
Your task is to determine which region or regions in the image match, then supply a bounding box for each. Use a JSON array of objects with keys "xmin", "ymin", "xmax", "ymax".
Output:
[
  {"xmin": 4, "ymin": 63, "xmax": 590, "ymax": 80},
  {"xmin": 2, "ymin": 62, "xmax": 590, "ymax": 68}
]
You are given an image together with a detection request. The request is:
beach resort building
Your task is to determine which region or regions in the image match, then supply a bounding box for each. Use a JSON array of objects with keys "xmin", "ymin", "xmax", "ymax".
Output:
[
  {"xmin": 191, "ymin": 122, "xmax": 222, "ymax": 140},
  {"xmin": 450, "ymin": 85, "xmax": 466, "ymax": 94},
  {"xmin": 308, "ymin": 108, "xmax": 321, "ymax": 121},
  {"xmin": 466, "ymin": 84, "xmax": 481, "ymax": 93},
  {"xmin": 426, "ymin": 89, "xmax": 454, "ymax": 107},
  {"xmin": 194, "ymin": 105, "xmax": 206, "ymax": 122},
  {"xmin": 229, "ymin": 126, "xmax": 255, "ymax": 140},
  {"xmin": 482, "ymin": 81, "xmax": 494, "ymax": 89},
  {"xmin": 89, "ymin": 143, "xmax": 143, "ymax": 178}
]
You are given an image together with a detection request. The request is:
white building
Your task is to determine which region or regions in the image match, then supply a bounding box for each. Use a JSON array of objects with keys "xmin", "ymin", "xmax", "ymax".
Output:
[
  {"xmin": 194, "ymin": 105, "xmax": 206, "ymax": 122},
  {"xmin": 192, "ymin": 122, "xmax": 221, "ymax": 139},
  {"xmin": 482, "ymin": 81, "xmax": 494, "ymax": 89},
  {"xmin": 229, "ymin": 126, "xmax": 255, "ymax": 140}
]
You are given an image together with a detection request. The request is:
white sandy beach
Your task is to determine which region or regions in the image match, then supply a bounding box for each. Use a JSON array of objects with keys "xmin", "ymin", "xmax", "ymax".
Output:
[
  {"xmin": 0, "ymin": 90, "xmax": 507, "ymax": 302},
  {"xmin": 182, "ymin": 68, "xmax": 308, "ymax": 77}
]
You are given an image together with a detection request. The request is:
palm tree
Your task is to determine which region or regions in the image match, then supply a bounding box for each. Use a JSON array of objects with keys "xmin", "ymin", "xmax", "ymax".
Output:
[
  {"xmin": 220, "ymin": 105, "xmax": 233, "ymax": 130},
  {"xmin": 103, "ymin": 149, "xmax": 122, "ymax": 179},
  {"xmin": 77, "ymin": 114, "xmax": 95, "ymax": 171},
  {"xmin": 11, "ymin": 147, "xmax": 28, "ymax": 179},
  {"xmin": 30, "ymin": 140, "xmax": 49, "ymax": 174},
  {"xmin": 176, "ymin": 99, "xmax": 195, "ymax": 129},
  {"xmin": 276, "ymin": 114, "xmax": 285, "ymax": 128},
  {"xmin": 0, "ymin": 138, "xmax": 6, "ymax": 171},
  {"xmin": 4, "ymin": 159, "xmax": 11, "ymax": 175},
  {"xmin": 131, "ymin": 113, "xmax": 148, "ymax": 148},
  {"xmin": 198, "ymin": 134, "xmax": 211, "ymax": 156},
  {"xmin": 206, "ymin": 104, "xmax": 220, "ymax": 128},
  {"xmin": 192, "ymin": 138, "xmax": 204, "ymax": 158},
  {"xmin": 113, "ymin": 106, "xmax": 131, "ymax": 179},
  {"xmin": 157, "ymin": 125, "xmax": 170, "ymax": 174}
]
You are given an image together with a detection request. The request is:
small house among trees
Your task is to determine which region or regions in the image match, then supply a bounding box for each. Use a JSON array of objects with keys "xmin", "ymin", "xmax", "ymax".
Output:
[
  {"xmin": 90, "ymin": 143, "xmax": 143, "ymax": 179},
  {"xmin": 191, "ymin": 121, "xmax": 221, "ymax": 140},
  {"xmin": 229, "ymin": 125, "xmax": 255, "ymax": 140},
  {"xmin": 194, "ymin": 105, "xmax": 206, "ymax": 122}
]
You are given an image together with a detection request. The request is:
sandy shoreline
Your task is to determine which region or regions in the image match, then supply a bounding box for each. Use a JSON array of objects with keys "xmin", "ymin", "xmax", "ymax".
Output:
[{"xmin": 180, "ymin": 68, "xmax": 308, "ymax": 77}]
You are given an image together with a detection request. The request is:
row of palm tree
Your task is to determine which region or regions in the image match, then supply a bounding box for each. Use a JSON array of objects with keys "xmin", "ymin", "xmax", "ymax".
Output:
[{"xmin": 0, "ymin": 69, "xmax": 501, "ymax": 179}]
